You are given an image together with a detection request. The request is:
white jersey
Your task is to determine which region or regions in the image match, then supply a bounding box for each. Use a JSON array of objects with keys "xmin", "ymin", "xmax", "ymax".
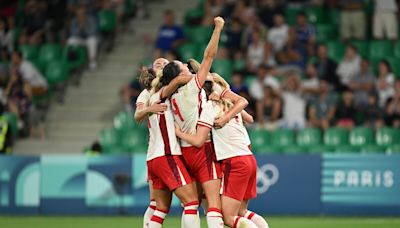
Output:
[
  {"xmin": 170, "ymin": 75, "xmax": 206, "ymax": 147},
  {"xmin": 147, "ymin": 90, "xmax": 182, "ymax": 161},
  {"xmin": 198, "ymin": 101, "xmax": 252, "ymax": 161},
  {"xmin": 136, "ymin": 89, "xmax": 151, "ymax": 107}
]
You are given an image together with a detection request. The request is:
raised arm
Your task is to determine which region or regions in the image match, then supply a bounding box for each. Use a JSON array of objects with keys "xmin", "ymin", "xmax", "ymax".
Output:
[
  {"xmin": 215, "ymin": 90, "xmax": 248, "ymax": 127},
  {"xmin": 197, "ymin": 17, "xmax": 225, "ymax": 87},
  {"xmin": 160, "ymin": 75, "xmax": 193, "ymax": 99},
  {"xmin": 241, "ymin": 110, "xmax": 254, "ymax": 124},
  {"xmin": 175, "ymin": 123, "xmax": 211, "ymax": 148}
]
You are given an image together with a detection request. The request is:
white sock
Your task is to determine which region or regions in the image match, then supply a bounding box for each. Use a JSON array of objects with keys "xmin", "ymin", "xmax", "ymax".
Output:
[
  {"xmin": 182, "ymin": 201, "xmax": 200, "ymax": 228},
  {"xmin": 148, "ymin": 209, "xmax": 168, "ymax": 228},
  {"xmin": 233, "ymin": 216, "xmax": 258, "ymax": 228},
  {"xmin": 206, "ymin": 208, "xmax": 224, "ymax": 228},
  {"xmin": 143, "ymin": 200, "xmax": 156, "ymax": 228},
  {"xmin": 244, "ymin": 210, "xmax": 269, "ymax": 228}
]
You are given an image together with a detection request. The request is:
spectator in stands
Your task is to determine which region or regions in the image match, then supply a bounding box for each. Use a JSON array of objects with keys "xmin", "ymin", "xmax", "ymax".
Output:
[
  {"xmin": 0, "ymin": 102, "xmax": 12, "ymax": 154},
  {"xmin": 376, "ymin": 59, "xmax": 395, "ymax": 107},
  {"xmin": 308, "ymin": 80, "xmax": 336, "ymax": 130},
  {"xmin": 246, "ymin": 29, "xmax": 273, "ymax": 73},
  {"xmin": 336, "ymin": 44, "xmax": 361, "ymax": 88},
  {"xmin": 249, "ymin": 64, "xmax": 268, "ymax": 101},
  {"xmin": 225, "ymin": 17, "xmax": 243, "ymax": 53},
  {"xmin": 276, "ymin": 28, "xmax": 305, "ymax": 71},
  {"xmin": 339, "ymin": 0, "xmax": 366, "ymax": 40},
  {"xmin": 68, "ymin": 0, "xmax": 99, "ymax": 15},
  {"xmin": 46, "ymin": 0, "xmax": 68, "ymax": 43},
  {"xmin": 385, "ymin": 79, "xmax": 400, "ymax": 127},
  {"xmin": 373, "ymin": 0, "xmax": 398, "ymax": 40},
  {"xmin": 258, "ymin": 0, "xmax": 284, "ymax": 28},
  {"xmin": 302, "ymin": 63, "xmax": 320, "ymax": 100},
  {"xmin": 155, "ymin": 10, "xmax": 185, "ymax": 56},
  {"xmin": 361, "ymin": 92, "xmax": 384, "ymax": 129},
  {"xmin": 232, "ymin": 0, "xmax": 256, "ymax": 25},
  {"xmin": 281, "ymin": 70, "xmax": 306, "ymax": 129},
  {"xmin": 335, "ymin": 90, "xmax": 356, "ymax": 129},
  {"xmin": 67, "ymin": 6, "xmax": 99, "ymax": 69},
  {"xmin": 10, "ymin": 51, "xmax": 48, "ymax": 96},
  {"xmin": 0, "ymin": 17, "xmax": 12, "ymax": 53},
  {"xmin": 204, "ymin": 0, "xmax": 225, "ymax": 19},
  {"xmin": 294, "ymin": 11, "xmax": 315, "ymax": 56},
  {"xmin": 19, "ymin": 0, "xmax": 47, "ymax": 45},
  {"xmin": 267, "ymin": 13, "xmax": 289, "ymax": 54},
  {"xmin": 348, "ymin": 58, "xmax": 375, "ymax": 107},
  {"xmin": 314, "ymin": 44, "xmax": 341, "ymax": 91},
  {"xmin": 230, "ymin": 71, "xmax": 249, "ymax": 98},
  {"xmin": 256, "ymin": 84, "xmax": 282, "ymax": 127}
]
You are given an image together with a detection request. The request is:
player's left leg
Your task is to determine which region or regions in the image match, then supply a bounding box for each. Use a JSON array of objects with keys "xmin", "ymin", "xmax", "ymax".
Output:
[
  {"xmin": 221, "ymin": 195, "xmax": 257, "ymax": 228},
  {"xmin": 148, "ymin": 188, "xmax": 172, "ymax": 228},
  {"xmin": 202, "ymin": 179, "xmax": 224, "ymax": 228},
  {"xmin": 143, "ymin": 181, "xmax": 156, "ymax": 228},
  {"xmin": 238, "ymin": 200, "xmax": 269, "ymax": 228}
]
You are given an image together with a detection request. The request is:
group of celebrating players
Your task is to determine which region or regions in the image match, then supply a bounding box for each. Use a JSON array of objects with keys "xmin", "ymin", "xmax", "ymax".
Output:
[{"xmin": 134, "ymin": 16, "xmax": 269, "ymax": 228}]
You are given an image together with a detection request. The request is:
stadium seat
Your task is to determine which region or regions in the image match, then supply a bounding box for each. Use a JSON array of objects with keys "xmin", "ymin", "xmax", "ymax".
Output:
[
  {"xmin": 30, "ymin": 59, "xmax": 46, "ymax": 73},
  {"xmin": 316, "ymin": 24, "xmax": 336, "ymax": 42},
  {"xmin": 113, "ymin": 111, "xmax": 136, "ymax": 132},
  {"xmin": 361, "ymin": 145, "xmax": 386, "ymax": 154},
  {"xmin": 297, "ymin": 128, "xmax": 322, "ymax": 148},
  {"xmin": 233, "ymin": 59, "xmax": 246, "ymax": 71},
  {"xmin": 394, "ymin": 41, "xmax": 400, "ymax": 58},
  {"xmin": 349, "ymin": 127, "xmax": 374, "ymax": 147},
  {"xmin": 386, "ymin": 144, "xmax": 400, "ymax": 154},
  {"xmin": 45, "ymin": 60, "xmax": 68, "ymax": 85},
  {"xmin": 63, "ymin": 45, "xmax": 88, "ymax": 70},
  {"xmin": 327, "ymin": 41, "xmax": 345, "ymax": 62},
  {"xmin": 185, "ymin": 26, "xmax": 213, "ymax": 44},
  {"xmin": 305, "ymin": 7, "xmax": 326, "ymax": 24},
  {"xmin": 178, "ymin": 42, "xmax": 199, "ymax": 62},
  {"xmin": 281, "ymin": 145, "xmax": 306, "ymax": 154},
  {"xmin": 248, "ymin": 128, "xmax": 270, "ymax": 153},
  {"xmin": 328, "ymin": 9, "xmax": 340, "ymax": 27},
  {"xmin": 285, "ymin": 7, "xmax": 302, "ymax": 25},
  {"xmin": 99, "ymin": 128, "xmax": 119, "ymax": 152},
  {"xmin": 212, "ymin": 59, "xmax": 233, "ymax": 82},
  {"xmin": 376, "ymin": 127, "xmax": 400, "ymax": 147},
  {"xmin": 368, "ymin": 41, "xmax": 392, "ymax": 59},
  {"xmin": 334, "ymin": 145, "xmax": 359, "ymax": 153},
  {"xmin": 324, "ymin": 127, "xmax": 349, "ymax": 147},
  {"xmin": 184, "ymin": 8, "xmax": 204, "ymax": 25},
  {"xmin": 120, "ymin": 129, "xmax": 148, "ymax": 153},
  {"xmin": 307, "ymin": 145, "xmax": 333, "ymax": 154},
  {"xmin": 352, "ymin": 40, "xmax": 369, "ymax": 58},
  {"xmin": 385, "ymin": 57, "xmax": 400, "ymax": 76},
  {"xmin": 271, "ymin": 129, "xmax": 295, "ymax": 147},
  {"xmin": 19, "ymin": 45, "xmax": 39, "ymax": 61},
  {"xmin": 38, "ymin": 44, "xmax": 62, "ymax": 64},
  {"xmin": 98, "ymin": 10, "xmax": 117, "ymax": 33}
]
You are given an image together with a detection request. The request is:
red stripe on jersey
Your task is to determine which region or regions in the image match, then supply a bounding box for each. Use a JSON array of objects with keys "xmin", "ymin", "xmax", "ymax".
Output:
[
  {"xmin": 198, "ymin": 122, "xmax": 212, "ymax": 129},
  {"xmin": 159, "ymin": 114, "xmax": 171, "ymax": 155},
  {"xmin": 198, "ymin": 92, "xmax": 203, "ymax": 116},
  {"xmin": 195, "ymin": 75, "xmax": 201, "ymax": 89}
]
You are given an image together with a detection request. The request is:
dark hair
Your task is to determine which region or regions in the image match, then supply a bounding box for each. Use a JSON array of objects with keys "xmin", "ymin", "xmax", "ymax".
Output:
[
  {"xmin": 379, "ymin": 59, "xmax": 392, "ymax": 73},
  {"xmin": 297, "ymin": 11, "xmax": 307, "ymax": 18},
  {"xmin": 347, "ymin": 44, "xmax": 358, "ymax": 53},
  {"xmin": 139, "ymin": 67, "xmax": 156, "ymax": 90},
  {"xmin": 203, "ymin": 81, "xmax": 213, "ymax": 98},
  {"xmin": 161, "ymin": 62, "xmax": 181, "ymax": 87},
  {"xmin": 13, "ymin": 50, "xmax": 23, "ymax": 59}
]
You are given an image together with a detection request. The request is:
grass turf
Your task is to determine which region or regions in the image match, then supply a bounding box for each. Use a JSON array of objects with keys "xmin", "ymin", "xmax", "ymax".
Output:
[{"xmin": 1, "ymin": 216, "xmax": 400, "ymax": 228}]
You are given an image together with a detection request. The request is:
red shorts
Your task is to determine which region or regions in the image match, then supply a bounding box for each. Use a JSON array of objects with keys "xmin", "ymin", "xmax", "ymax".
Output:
[
  {"xmin": 147, "ymin": 155, "xmax": 193, "ymax": 191},
  {"xmin": 221, "ymin": 155, "xmax": 257, "ymax": 201},
  {"xmin": 181, "ymin": 142, "xmax": 222, "ymax": 183}
]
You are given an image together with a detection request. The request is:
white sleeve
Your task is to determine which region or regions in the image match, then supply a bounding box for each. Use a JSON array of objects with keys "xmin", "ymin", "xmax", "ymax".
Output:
[
  {"xmin": 213, "ymin": 83, "xmax": 230, "ymax": 98},
  {"xmin": 185, "ymin": 75, "xmax": 202, "ymax": 94},
  {"xmin": 197, "ymin": 101, "xmax": 219, "ymax": 129},
  {"xmin": 136, "ymin": 90, "xmax": 150, "ymax": 107}
]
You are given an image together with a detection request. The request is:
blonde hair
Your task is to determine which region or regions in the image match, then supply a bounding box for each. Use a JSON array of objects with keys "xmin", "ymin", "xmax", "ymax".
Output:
[
  {"xmin": 212, "ymin": 73, "xmax": 230, "ymax": 90},
  {"xmin": 188, "ymin": 58, "xmax": 201, "ymax": 73},
  {"xmin": 150, "ymin": 70, "xmax": 164, "ymax": 95}
]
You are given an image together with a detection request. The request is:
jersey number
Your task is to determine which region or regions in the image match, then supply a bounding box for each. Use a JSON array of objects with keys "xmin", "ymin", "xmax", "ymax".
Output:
[{"xmin": 172, "ymin": 98, "xmax": 184, "ymax": 121}]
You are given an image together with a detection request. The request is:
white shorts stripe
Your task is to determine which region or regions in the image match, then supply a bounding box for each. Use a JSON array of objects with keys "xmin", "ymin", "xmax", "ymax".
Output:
[
  {"xmin": 176, "ymin": 165, "xmax": 187, "ymax": 186},
  {"xmin": 212, "ymin": 162, "xmax": 217, "ymax": 180}
]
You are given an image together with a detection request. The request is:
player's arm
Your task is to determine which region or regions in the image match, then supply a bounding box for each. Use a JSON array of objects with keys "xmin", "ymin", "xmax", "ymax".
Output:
[
  {"xmin": 160, "ymin": 75, "xmax": 193, "ymax": 99},
  {"xmin": 134, "ymin": 101, "xmax": 167, "ymax": 123},
  {"xmin": 241, "ymin": 110, "xmax": 254, "ymax": 124},
  {"xmin": 197, "ymin": 17, "xmax": 224, "ymax": 86},
  {"xmin": 175, "ymin": 123, "xmax": 211, "ymax": 148},
  {"xmin": 215, "ymin": 90, "xmax": 248, "ymax": 127}
]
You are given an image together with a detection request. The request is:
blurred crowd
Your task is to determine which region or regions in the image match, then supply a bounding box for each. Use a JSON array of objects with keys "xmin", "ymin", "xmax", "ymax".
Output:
[
  {"xmin": 124, "ymin": 0, "xmax": 400, "ymax": 131},
  {"xmin": 0, "ymin": 0, "xmax": 134, "ymax": 145}
]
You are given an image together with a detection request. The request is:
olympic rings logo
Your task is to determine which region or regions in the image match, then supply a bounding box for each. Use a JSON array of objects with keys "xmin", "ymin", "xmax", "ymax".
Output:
[{"xmin": 256, "ymin": 164, "xmax": 279, "ymax": 194}]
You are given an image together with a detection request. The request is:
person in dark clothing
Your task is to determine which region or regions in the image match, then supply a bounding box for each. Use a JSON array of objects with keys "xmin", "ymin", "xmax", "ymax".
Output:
[
  {"xmin": 0, "ymin": 103, "xmax": 13, "ymax": 154},
  {"xmin": 336, "ymin": 90, "xmax": 357, "ymax": 129},
  {"xmin": 360, "ymin": 92, "xmax": 384, "ymax": 129},
  {"xmin": 314, "ymin": 43, "xmax": 343, "ymax": 91},
  {"xmin": 385, "ymin": 79, "xmax": 400, "ymax": 127},
  {"xmin": 257, "ymin": 0, "xmax": 284, "ymax": 28}
]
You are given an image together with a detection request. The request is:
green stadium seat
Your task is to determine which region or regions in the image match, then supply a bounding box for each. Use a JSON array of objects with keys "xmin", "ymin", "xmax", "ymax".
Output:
[
  {"xmin": 307, "ymin": 145, "xmax": 333, "ymax": 154},
  {"xmin": 244, "ymin": 75, "xmax": 256, "ymax": 87},
  {"xmin": 99, "ymin": 128, "xmax": 119, "ymax": 152},
  {"xmin": 63, "ymin": 45, "xmax": 88, "ymax": 70},
  {"xmin": 178, "ymin": 42, "xmax": 199, "ymax": 62},
  {"xmin": 361, "ymin": 145, "xmax": 386, "ymax": 154},
  {"xmin": 257, "ymin": 145, "xmax": 281, "ymax": 154},
  {"xmin": 369, "ymin": 41, "xmax": 392, "ymax": 59},
  {"xmin": 233, "ymin": 59, "xmax": 246, "ymax": 71},
  {"xmin": 285, "ymin": 7, "xmax": 302, "ymax": 25},
  {"xmin": 352, "ymin": 40, "xmax": 369, "ymax": 58},
  {"xmin": 185, "ymin": 26, "xmax": 213, "ymax": 44},
  {"xmin": 297, "ymin": 128, "xmax": 322, "ymax": 148},
  {"xmin": 271, "ymin": 129, "xmax": 295, "ymax": 147},
  {"xmin": 98, "ymin": 10, "xmax": 117, "ymax": 33},
  {"xmin": 19, "ymin": 45, "xmax": 39, "ymax": 61},
  {"xmin": 3, "ymin": 112, "xmax": 18, "ymax": 137},
  {"xmin": 324, "ymin": 127, "xmax": 349, "ymax": 147},
  {"xmin": 212, "ymin": 59, "xmax": 233, "ymax": 82},
  {"xmin": 248, "ymin": 128, "xmax": 270, "ymax": 153},
  {"xmin": 316, "ymin": 24, "xmax": 336, "ymax": 42},
  {"xmin": 305, "ymin": 7, "xmax": 326, "ymax": 24},
  {"xmin": 335, "ymin": 145, "xmax": 360, "ymax": 153},
  {"xmin": 120, "ymin": 129, "xmax": 148, "ymax": 153},
  {"xmin": 385, "ymin": 57, "xmax": 400, "ymax": 76},
  {"xmin": 30, "ymin": 59, "xmax": 46, "ymax": 73},
  {"xmin": 376, "ymin": 127, "xmax": 400, "ymax": 146},
  {"xmin": 394, "ymin": 41, "xmax": 400, "ymax": 58},
  {"xmin": 349, "ymin": 127, "xmax": 374, "ymax": 147},
  {"xmin": 184, "ymin": 8, "xmax": 204, "ymax": 25},
  {"xmin": 328, "ymin": 9, "xmax": 340, "ymax": 27},
  {"xmin": 327, "ymin": 41, "xmax": 345, "ymax": 62},
  {"xmin": 281, "ymin": 145, "xmax": 306, "ymax": 154},
  {"xmin": 113, "ymin": 111, "xmax": 136, "ymax": 131},
  {"xmin": 386, "ymin": 144, "xmax": 400, "ymax": 154},
  {"xmin": 38, "ymin": 44, "xmax": 62, "ymax": 64},
  {"xmin": 45, "ymin": 60, "xmax": 68, "ymax": 85}
]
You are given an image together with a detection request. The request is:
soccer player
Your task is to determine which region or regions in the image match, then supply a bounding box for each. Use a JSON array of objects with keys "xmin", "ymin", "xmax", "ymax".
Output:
[
  {"xmin": 174, "ymin": 81, "xmax": 269, "ymax": 228},
  {"xmin": 161, "ymin": 17, "xmax": 226, "ymax": 227},
  {"xmin": 134, "ymin": 58, "xmax": 169, "ymax": 228}
]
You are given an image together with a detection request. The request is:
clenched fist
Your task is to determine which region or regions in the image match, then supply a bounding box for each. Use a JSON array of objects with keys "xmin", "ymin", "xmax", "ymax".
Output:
[{"xmin": 214, "ymin": 16, "xmax": 225, "ymax": 29}]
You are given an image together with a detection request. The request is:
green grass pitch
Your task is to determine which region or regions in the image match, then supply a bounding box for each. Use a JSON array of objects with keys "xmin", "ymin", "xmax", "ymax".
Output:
[{"xmin": 1, "ymin": 216, "xmax": 400, "ymax": 228}]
